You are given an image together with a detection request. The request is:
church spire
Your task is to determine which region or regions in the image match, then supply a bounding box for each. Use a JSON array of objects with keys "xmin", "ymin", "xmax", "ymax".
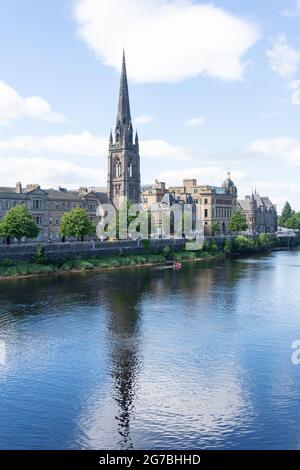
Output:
[{"xmin": 117, "ymin": 50, "xmax": 131, "ymax": 128}]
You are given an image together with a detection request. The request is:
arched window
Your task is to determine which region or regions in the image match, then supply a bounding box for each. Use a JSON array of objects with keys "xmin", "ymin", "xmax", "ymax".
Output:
[
  {"xmin": 115, "ymin": 158, "xmax": 121, "ymax": 178},
  {"xmin": 128, "ymin": 160, "xmax": 133, "ymax": 178}
]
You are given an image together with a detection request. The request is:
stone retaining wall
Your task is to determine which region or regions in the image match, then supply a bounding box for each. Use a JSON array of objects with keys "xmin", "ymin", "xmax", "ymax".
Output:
[{"xmin": 0, "ymin": 239, "xmax": 187, "ymax": 262}]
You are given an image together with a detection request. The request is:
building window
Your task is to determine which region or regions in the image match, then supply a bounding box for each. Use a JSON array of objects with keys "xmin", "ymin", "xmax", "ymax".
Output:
[
  {"xmin": 115, "ymin": 158, "xmax": 121, "ymax": 178},
  {"xmin": 128, "ymin": 160, "xmax": 133, "ymax": 178},
  {"xmin": 33, "ymin": 200, "xmax": 41, "ymax": 210},
  {"xmin": 204, "ymin": 198, "xmax": 208, "ymax": 204},
  {"xmin": 204, "ymin": 209, "xmax": 208, "ymax": 218},
  {"xmin": 56, "ymin": 218, "xmax": 59, "ymax": 226},
  {"xmin": 34, "ymin": 216, "xmax": 43, "ymax": 225}
]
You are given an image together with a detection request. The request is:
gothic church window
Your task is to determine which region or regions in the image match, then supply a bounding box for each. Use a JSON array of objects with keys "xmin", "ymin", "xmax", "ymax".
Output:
[
  {"xmin": 115, "ymin": 158, "xmax": 121, "ymax": 178},
  {"xmin": 128, "ymin": 160, "xmax": 133, "ymax": 178}
]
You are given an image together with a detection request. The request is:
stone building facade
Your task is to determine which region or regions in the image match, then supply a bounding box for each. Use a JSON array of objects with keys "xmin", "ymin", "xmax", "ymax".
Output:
[
  {"xmin": 169, "ymin": 174, "xmax": 238, "ymax": 235},
  {"xmin": 145, "ymin": 173, "xmax": 237, "ymax": 235},
  {"xmin": 0, "ymin": 183, "xmax": 109, "ymax": 242},
  {"xmin": 238, "ymin": 192, "xmax": 277, "ymax": 234},
  {"xmin": 141, "ymin": 180, "xmax": 167, "ymax": 209}
]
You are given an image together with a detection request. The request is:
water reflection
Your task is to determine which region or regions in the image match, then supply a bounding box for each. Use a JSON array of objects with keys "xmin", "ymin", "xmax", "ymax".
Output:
[{"xmin": 0, "ymin": 252, "xmax": 300, "ymax": 449}]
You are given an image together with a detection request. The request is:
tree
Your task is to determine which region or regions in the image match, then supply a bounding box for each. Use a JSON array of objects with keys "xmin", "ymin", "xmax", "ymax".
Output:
[
  {"xmin": 60, "ymin": 207, "xmax": 95, "ymax": 241},
  {"xmin": 0, "ymin": 204, "xmax": 39, "ymax": 244},
  {"xmin": 279, "ymin": 201, "xmax": 294, "ymax": 226},
  {"xmin": 228, "ymin": 210, "xmax": 248, "ymax": 234},
  {"xmin": 211, "ymin": 222, "xmax": 221, "ymax": 236},
  {"xmin": 233, "ymin": 235, "xmax": 254, "ymax": 252},
  {"xmin": 285, "ymin": 213, "xmax": 300, "ymax": 229}
]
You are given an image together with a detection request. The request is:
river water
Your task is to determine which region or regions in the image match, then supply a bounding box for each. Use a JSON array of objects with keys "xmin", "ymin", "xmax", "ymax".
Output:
[{"xmin": 0, "ymin": 249, "xmax": 300, "ymax": 450}]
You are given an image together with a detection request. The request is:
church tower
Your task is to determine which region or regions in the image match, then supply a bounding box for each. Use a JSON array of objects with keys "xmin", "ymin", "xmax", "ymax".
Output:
[{"xmin": 107, "ymin": 51, "xmax": 141, "ymax": 207}]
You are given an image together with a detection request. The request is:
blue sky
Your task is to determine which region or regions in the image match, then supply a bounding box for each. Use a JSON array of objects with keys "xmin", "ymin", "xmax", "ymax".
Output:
[{"xmin": 1, "ymin": 0, "xmax": 300, "ymax": 210}]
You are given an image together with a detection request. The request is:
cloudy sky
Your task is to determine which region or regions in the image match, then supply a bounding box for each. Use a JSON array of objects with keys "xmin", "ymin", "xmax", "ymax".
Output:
[{"xmin": 1, "ymin": 0, "xmax": 300, "ymax": 210}]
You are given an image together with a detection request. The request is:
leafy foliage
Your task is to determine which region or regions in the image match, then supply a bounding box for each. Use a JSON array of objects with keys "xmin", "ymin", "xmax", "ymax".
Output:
[
  {"xmin": 284, "ymin": 213, "xmax": 300, "ymax": 229},
  {"xmin": 279, "ymin": 201, "xmax": 294, "ymax": 226},
  {"xmin": 211, "ymin": 222, "xmax": 221, "ymax": 236},
  {"xmin": 0, "ymin": 204, "xmax": 39, "ymax": 243},
  {"xmin": 33, "ymin": 244, "xmax": 48, "ymax": 264},
  {"xmin": 228, "ymin": 210, "xmax": 248, "ymax": 233},
  {"xmin": 60, "ymin": 207, "xmax": 95, "ymax": 241}
]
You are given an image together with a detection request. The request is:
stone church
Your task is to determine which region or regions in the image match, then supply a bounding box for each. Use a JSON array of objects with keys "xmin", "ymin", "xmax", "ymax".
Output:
[{"xmin": 107, "ymin": 51, "xmax": 141, "ymax": 207}]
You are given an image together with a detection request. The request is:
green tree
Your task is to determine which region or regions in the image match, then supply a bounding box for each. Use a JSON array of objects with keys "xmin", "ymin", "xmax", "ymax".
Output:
[
  {"xmin": 228, "ymin": 210, "xmax": 248, "ymax": 234},
  {"xmin": 234, "ymin": 235, "xmax": 254, "ymax": 252},
  {"xmin": 285, "ymin": 213, "xmax": 300, "ymax": 229},
  {"xmin": 279, "ymin": 201, "xmax": 294, "ymax": 226},
  {"xmin": 211, "ymin": 222, "xmax": 221, "ymax": 236},
  {"xmin": 0, "ymin": 204, "xmax": 39, "ymax": 244},
  {"xmin": 257, "ymin": 233, "xmax": 271, "ymax": 249},
  {"xmin": 60, "ymin": 207, "xmax": 95, "ymax": 241}
]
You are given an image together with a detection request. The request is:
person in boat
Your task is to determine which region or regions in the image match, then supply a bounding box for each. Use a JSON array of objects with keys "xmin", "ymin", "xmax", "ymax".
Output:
[{"xmin": 173, "ymin": 261, "xmax": 182, "ymax": 269}]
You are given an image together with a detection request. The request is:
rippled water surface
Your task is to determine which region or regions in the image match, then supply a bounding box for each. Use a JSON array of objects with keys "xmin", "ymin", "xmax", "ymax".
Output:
[{"xmin": 1, "ymin": 250, "xmax": 300, "ymax": 449}]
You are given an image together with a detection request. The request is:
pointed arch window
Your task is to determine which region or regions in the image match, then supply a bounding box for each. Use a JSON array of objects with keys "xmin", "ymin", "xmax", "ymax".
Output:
[
  {"xmin": 128, "ymin": 160, "xmax": 133, "ymax": 178},
  {"xmin": 115, "ymin": 158, "xmax": 121, "ymax": 178}
]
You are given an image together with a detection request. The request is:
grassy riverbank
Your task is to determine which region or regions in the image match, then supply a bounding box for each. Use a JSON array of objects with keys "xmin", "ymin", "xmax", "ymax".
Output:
[{"xmin": 0, "ymin": 234, "xmax": 297, "ymax": 279}]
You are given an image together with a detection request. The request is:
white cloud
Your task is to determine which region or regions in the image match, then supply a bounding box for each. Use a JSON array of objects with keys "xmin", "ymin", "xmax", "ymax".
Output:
[
  {"xmin": 0, "ymin": 132, "xmax": 195, "ymax": 162},
  {"xmin": 134, "ymin": 115, "xmax": 154, "ymax": 125},
  {"xmin": 0, "ymin": 132, "xmax": 107, "ymax": 157},
  {"xmin": 249, "ymin": 137, "xmax": 300, "ymax": 166},
  {"xmin": 0, "ymin": 132, "xmax": 198, "ymax": 165},
  {"xmin": 74, "ymin": 0, "xmax": 260, "ymax": 83},
  {"xmin": 0, "ymin": 156, "xmax": 105, "ymax": 188},
  {"xmin": 290, "ymin": 80, "xmax": 300, "ymax": 105},
  {"xmin": 0, "ymin": 81, "xmax": 66, "ymax": 125},
  {"xmin": 266, "ymin": 34, "xmax": 300, "ymax": 78},
  {"xmin": 184, "ymin": 117, "xmax": 205, "ymax": 127}
]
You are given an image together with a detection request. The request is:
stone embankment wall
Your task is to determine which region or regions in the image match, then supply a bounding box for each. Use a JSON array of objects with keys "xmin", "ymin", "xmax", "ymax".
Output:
[{"xmin": 0, "ymin": 239, "xmax": 187, "ymax": 262}]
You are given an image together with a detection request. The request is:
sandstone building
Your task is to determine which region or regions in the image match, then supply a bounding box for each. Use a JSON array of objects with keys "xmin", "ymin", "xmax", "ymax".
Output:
[{"xmin": 143, "ymin": 173, "xmax": 238, "ymax": 235}]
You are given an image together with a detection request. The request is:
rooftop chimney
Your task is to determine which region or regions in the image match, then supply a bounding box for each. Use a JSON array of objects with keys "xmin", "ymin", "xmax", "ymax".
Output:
[{"xmin": 16, "ymin": 182, "xmax": 22, "ymax": 194}]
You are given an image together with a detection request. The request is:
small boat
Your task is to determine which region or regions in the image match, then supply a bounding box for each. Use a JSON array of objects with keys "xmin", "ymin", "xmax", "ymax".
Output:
[{"xmin": 173, "ymin": 262, "xmax": 182, "ymax": 270}]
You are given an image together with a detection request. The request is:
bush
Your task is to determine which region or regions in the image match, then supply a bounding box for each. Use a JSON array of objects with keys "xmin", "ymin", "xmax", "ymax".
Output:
[
  {"xmin": 208, "ymin": 241, "xmax": 218, "ymax": 253},
  {"xmin": 257, "ymin": 233, "xmax": 270, "ymax": 249},
  {"xmin": 33, "ymin": 244, "xmax": 48, "ymax": 264},
  {"xmin": 37, "ymin": 265, "xmax": 56, "ymax": 274},
  {"xmin": 234, "ymin": 235, "xmax": 254, "ymax": 253},
  {"xmin": 0, "ymin": 258, "xmax": 14, "ymax": 267},
  {"xmin": 162, "ymin": 245, "xmax": 171, "ymax": 258},
  {"xmin": 224, "ymin": 238, "xmax": 233, "ymax": 254},
  {"xmin": 77, "ymin": 261, "xmax": 95, "ymax": 270}
]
